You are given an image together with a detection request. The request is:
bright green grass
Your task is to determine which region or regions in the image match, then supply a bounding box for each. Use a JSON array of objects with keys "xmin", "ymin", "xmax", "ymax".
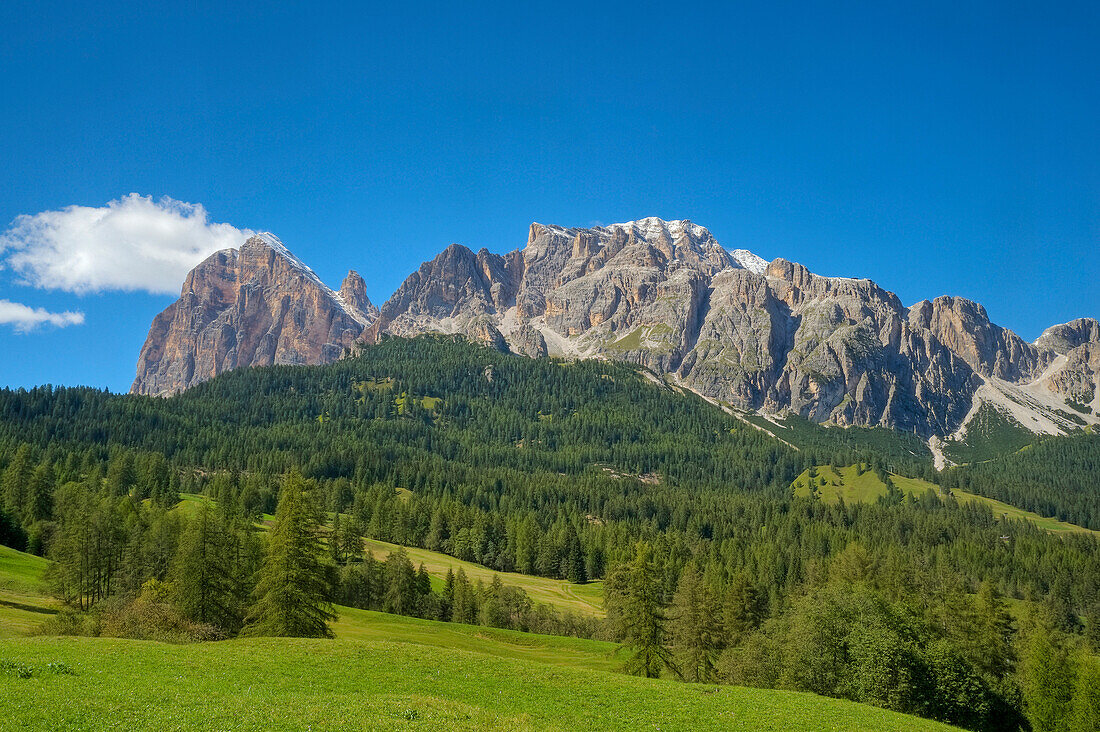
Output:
[
  {"xmin": 0, "ymin": 636, "xmax": 962, "ymax": 731},
  {"xmin": 332, "ymin": 606, "xmax": 624, "ymax": 672},
  {"xmin": 363, "ymin": 538, "xmax": 605, "ymax": 617},
  {"xmin": 791, "ymin": 464, "xmax": 908, "ymax": 503},
  {"xmin": 0, "ymin": 544, "xmax": 57, "ymax": 638},
  {"xmin": 792, "ymin": 465, "xmax": 1099, "ymax": 536},
  {"xmin": 0, "ymin": 544, "xmax": 961, "ymax": 731}
]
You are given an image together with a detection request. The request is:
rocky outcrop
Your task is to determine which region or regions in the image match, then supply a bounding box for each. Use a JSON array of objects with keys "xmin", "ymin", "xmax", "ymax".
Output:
[
  {"xmin": 131, "ymin": 234, "xmax": 374, "ymax": 396},
  {"xmin": 908, "ymin": 296, "xmax": 1052, "ymax": 382},
  {"xmin": 1036, "ymin": 318, "xmax": 1100, "ymax": 354},
  {"xmin": 1032, "ymin": 319, "xmax": 1100, "ymax": 406}
]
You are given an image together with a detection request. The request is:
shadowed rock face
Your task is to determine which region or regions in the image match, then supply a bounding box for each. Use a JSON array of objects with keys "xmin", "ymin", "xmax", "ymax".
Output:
[
  {"xmin": 133, "ymin": 219, "xmax": 1099, "ymax": 438},
  {"xmin": 131, "ymin": 235, "xmax": 376, "ymax": 396}
]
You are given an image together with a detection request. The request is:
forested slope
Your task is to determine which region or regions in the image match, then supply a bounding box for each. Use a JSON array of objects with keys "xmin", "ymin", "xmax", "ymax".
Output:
[{"xmin": 1, "ymin": 335, "xmax": 1099, "ymax": 731}]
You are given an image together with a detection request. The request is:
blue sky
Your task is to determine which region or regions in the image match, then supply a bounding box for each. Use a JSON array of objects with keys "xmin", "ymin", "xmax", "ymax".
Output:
[{"xmin": 1, "ymin": 0, "xmax": 1097, "ymax": 391}]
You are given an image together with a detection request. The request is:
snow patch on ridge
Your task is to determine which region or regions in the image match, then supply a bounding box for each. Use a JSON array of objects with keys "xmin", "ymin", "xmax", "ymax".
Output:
[
  {"xmin": 730, "ymin": 248, "xmax": 768, "ymax": 274},
  {"xmin": 251, "ymin": 232, "xmax": 372, "ymax": 327}
]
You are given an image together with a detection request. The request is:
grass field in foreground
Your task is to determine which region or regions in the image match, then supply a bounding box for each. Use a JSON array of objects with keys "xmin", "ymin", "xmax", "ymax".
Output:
[
  {"xmin": 0, "ymin": 636, "xmax": 961, "ymax": 732},
  {"xmin": 363, "ymin": 538, "xmax": 605, "ymax": 617},
  {"xmin": 792, "ymin": 465, "xmax": 1099, "ymax": 536},
  {"xmin": 0, "ymin": 538, "xmax": 963, "ymax": 730}
]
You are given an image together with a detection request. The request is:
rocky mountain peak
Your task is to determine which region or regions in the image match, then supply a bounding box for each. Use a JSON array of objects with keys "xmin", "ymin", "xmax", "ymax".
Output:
[
  {"xmin": 339, "ymin": 270, "xmax": 378, "ymax": 324},
  {"xmin": 133, "ymin": 218, "xmax": 1100, "ymax": 443},
  {"xmin": 131, "ymin": 234, "xmax": 370, "ymax": 396},
  {"xmin": 1036, "ymin": 318, "xmax": 1100, "ymax": 354}
]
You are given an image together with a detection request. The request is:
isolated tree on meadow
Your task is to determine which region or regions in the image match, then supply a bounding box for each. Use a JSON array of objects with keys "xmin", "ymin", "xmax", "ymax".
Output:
[{"xmin": 243, "ymin": 471, "xmax": 335, "ymax": 638}]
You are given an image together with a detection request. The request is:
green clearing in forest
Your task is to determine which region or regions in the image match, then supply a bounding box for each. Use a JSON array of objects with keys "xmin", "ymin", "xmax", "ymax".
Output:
[
  {"xmin": 792, "ymin": 464, "xmax": 1099, "ymax": 536},
  {"xmin": 363, "ymin": 538, "xmax": 605, "ymax": 617}
]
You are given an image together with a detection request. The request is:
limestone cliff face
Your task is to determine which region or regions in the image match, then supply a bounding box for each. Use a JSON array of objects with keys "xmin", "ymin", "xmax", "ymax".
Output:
[
  {"xmin": 907, "ymin": 296, "xmax": 1052, "ymax": 382},
  {"xmin": 1033, "ymin": 319, "xmax": 1100, "ymax": 405},
  {"xmin": 130, "ymin": 235, "xmax": 374, "ymax": 396},
  {"xmin": 365, "ymin": 218, "xmax": 1095, "ymax": 437},
  {"xmin": 132, "ymin": 219, "xmax": 1098, "ymax": 439}
]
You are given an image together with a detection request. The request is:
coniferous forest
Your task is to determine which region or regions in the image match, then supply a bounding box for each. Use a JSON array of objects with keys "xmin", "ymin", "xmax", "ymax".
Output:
[{"xmin": 1, "ymin": 336, "xmax": 1098, "ymax": 731}]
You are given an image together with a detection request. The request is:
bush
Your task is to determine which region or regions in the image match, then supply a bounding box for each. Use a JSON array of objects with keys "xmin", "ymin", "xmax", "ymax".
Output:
[{"xmin": 39, "ymin": 580, "xmax": 225, "ymax": 644}]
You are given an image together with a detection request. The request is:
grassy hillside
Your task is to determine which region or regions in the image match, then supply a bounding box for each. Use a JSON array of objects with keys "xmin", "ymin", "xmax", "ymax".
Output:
[
  {"xmin": 0, "ymin": 544, "xmax": 962, "ymax": 731},
  {"xmin": 944, "ymin": 430, "xmax": 1100, "ymax": 530},
  {"xmin": 0, "ymin": 636, "xmax": 962, "ymax": 731},
  {"xmin": 363, "ymin": 539, "xmax": 605, "ymax": 617},
  {"xmin": 792, "ymin": 464, "xmax": 1100, "ymax": 536},
  {"xmin": 0, "ymin": 544, "xmax": 56, "ymax": 637},
  {"xmin": 168, "ymin": 495, "xmax": 603, "ymax": 618}
]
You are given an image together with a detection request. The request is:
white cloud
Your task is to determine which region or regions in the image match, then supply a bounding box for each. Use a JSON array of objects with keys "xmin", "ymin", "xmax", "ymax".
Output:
[
  {"xmin": 0, "ymin": 299, "xmax": 84, "ymax": 333},
  {"xmin": 0, "ymin": 194, "xmax": 252, "ymax": 295}
]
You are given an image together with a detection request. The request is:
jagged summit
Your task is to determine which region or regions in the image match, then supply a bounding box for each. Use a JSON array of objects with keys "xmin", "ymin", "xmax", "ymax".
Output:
[
  {"xmin": 132, "ymin": 220, "xmax": 1100, "ymax": 447},
  {"xmin": 131, "ymin": 234, "xmax": 375, "ymax": 396}
]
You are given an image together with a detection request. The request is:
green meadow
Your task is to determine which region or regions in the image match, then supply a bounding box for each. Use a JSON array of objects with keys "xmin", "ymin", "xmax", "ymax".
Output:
[
  {"xmin": 0, "ymin": 543, "xmax": 963, "ymax": 731},
  {"xmin": 792, "ymin": 464, "xmax": 1099, "ymax": 536}
]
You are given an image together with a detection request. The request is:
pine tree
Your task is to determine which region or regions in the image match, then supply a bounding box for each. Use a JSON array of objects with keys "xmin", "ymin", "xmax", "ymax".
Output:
[
  {"xmin": 382, "ymin": 549, "xmax": 417, "ymax": 615},
  {"xmin": 106, "ymin": 452, "xmax": 137, "ymax": 498},
  {"xmin": 172, "ymin": 500, "xmax": 248, "ymax": 632},
  {"xmin": 1070, "ymin": 653, "xmax": 1100, "ymax": 731},
  {"xmin": 330, "ymin": 512, "xmax": 343, "ymax": 565},
  {"xmin": 441, "ymin": 568, "xmax": 455, "ymax": 621},
  {"xmin": 1044, "ymin": 577, "xmax": 1080, "ymax": 634},
  {"xmin": 24, "ymin": 461, "xmax": 54, "ymax": 525},
  {"xmin": 972, "ymin": 580, "xmax": 1014, "ymax": 678},
  {"xmin": 562, "ymin": 524, "xmax": 587, "ymax": 584},
  {"xmin": 1020, "ymin": 620, "xmax": 1075, "ymax": 732},
  {"xmin": 340, "ymin": 516, "xmax": 363, "ymax": 564},
  {"xmin": 670, "ymin": 563, "xmax": 722, "ymax": 682},
  {"xmin": 1084, "ymin": 600, "xmax": 1100, "ymax": 653},
  {"xmin": 243, "ymin": 471, "xmax": 334, "ymax": 638}
]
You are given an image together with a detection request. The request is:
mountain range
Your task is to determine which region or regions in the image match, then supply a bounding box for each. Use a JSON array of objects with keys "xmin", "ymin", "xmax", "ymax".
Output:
[{"xmin": 131, "ymin": 218, "xmax": 1100, "ymax": 458}]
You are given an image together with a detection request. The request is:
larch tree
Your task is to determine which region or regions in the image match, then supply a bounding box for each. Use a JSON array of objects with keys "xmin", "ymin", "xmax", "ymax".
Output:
[
  {"xmin": 670, "ymin": 563, "xmax": 723, "ymax": 682},
  {"xmin": 606, "ymin": 541, "xmax": 677, "ymax": 679}
]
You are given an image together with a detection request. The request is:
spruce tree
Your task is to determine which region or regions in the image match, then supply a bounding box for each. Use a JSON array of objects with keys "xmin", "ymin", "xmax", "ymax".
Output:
[
  {"xmin": 243, "ymin": 471, "xmax": 334, "ymax": 638},
  {"xmin": 562, "ymin": 524, "xmax": 587, "ymax": 584},
  {"xmin": 1070, "ymin": 653, "xmax": 1100, "ymax": 731},
  {"xmin": 2, "ymin": 445, "xmax": 32, "ymax": 517},
  {"xmin": 172, "ymin": 500, "xmax": 251, "ymax": 633},
  {"xmin": 724, "ymin": 571, "xmax": 765, "ymax": 645},
  {"xmin": 1020, "ymin": 620, "xmax": 1075, "ymax": 732}
]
